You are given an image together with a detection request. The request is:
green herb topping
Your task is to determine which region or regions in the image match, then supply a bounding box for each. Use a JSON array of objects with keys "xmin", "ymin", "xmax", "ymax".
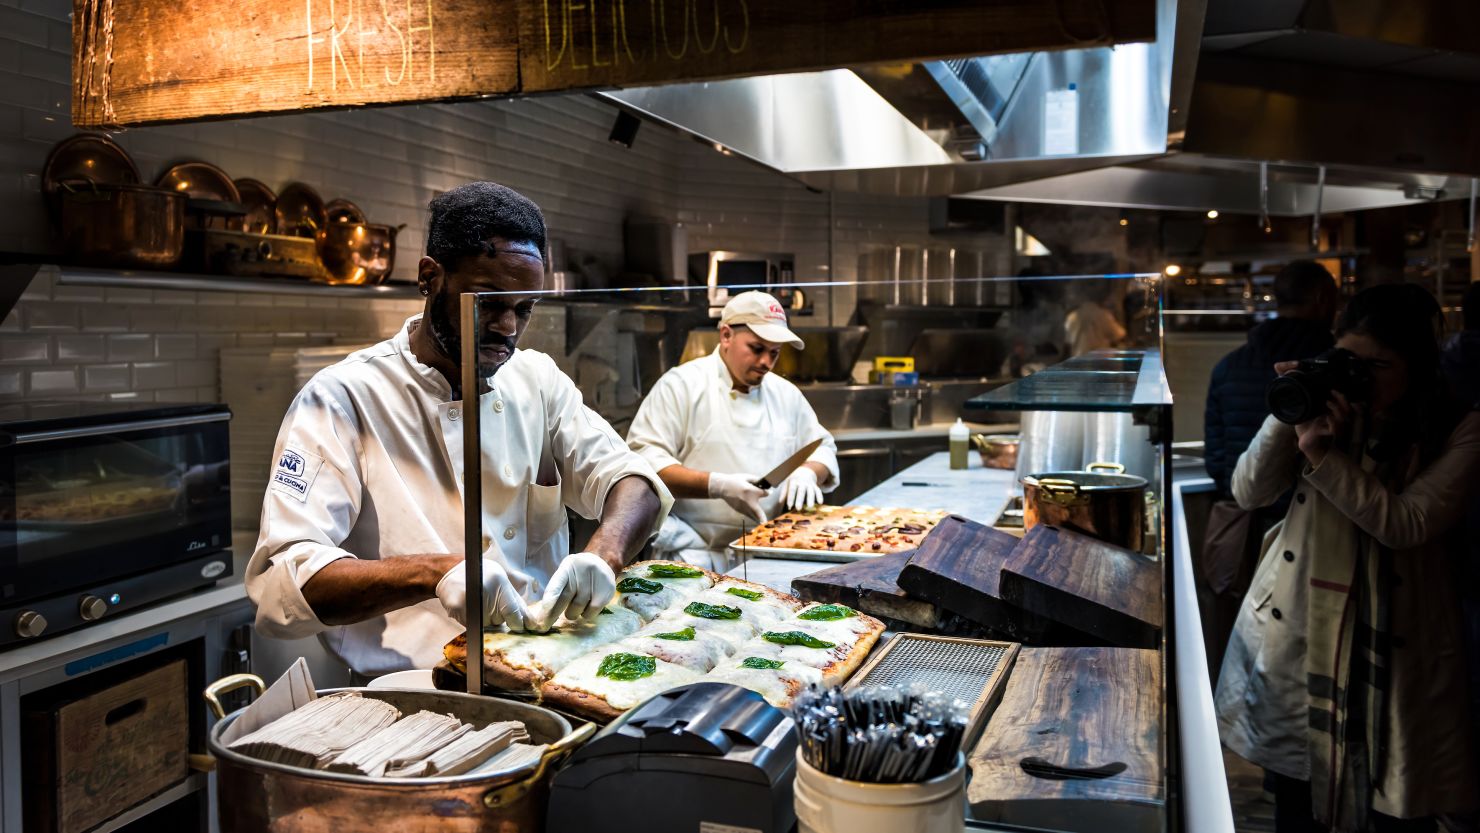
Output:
[
  {"xmin": 596, "ymin": 652, "xmax": 657, "ymax": 681},
  {"xmin": 653, "ymin": 626, "xmax": 696, "ymax": 641},
  {"xmin": 762, "ymin": 630, "xmax": 836, "ymax": 649},
  {"xmin": 599, "ymin": 608, "xmax": 613, "ymax": 615},
  {"xmin": 617, "ymin": 576, "xmax": 664, "ymax": 595},
  {"xmin": 647, "ymin": 564, "xmax": 704, "ymax": 579},
  {"xmin": 798, "ymin": 604, "xmax": 858, "ymax": 621},
  {"xmin": 684, "ymin": 601, "xmax": 743, "ymax": 620},
  {"xmin": 740, "ymin": 656, "xmax": 786, "ymax": 670},
  {"xmin": 725, "ymin": 587, "xmax": 764, "ymax": 601}
]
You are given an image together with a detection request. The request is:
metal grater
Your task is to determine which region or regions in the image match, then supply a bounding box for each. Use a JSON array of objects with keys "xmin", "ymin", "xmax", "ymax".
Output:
[{"xmin": 847, "ymin": 633, "xmax": 1021, "ymax": 742}]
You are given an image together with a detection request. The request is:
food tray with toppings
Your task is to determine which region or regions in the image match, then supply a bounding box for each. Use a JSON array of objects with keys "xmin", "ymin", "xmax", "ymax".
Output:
[{"xmin": 727, "ymin": 505, "xmax": 949, "ymax": 563}]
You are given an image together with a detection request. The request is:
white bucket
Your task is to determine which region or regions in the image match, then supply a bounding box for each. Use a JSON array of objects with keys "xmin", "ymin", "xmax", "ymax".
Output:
[{"xmin": 793, "ymin": 750, "xmax": 966, "ymax": 833}]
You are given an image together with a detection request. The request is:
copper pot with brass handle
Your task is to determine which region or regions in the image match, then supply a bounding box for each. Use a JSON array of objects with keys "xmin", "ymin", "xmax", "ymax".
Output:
[
  {"xmin": 1021, "ymin": 461, "xmax": 1147, "ymax": 551},
  {"xmin": 203, "ymin": 673, "xmax": 585, "ymax": 832}
]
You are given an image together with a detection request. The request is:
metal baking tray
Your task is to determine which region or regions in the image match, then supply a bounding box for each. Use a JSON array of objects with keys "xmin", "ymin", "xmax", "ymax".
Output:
[
  {"xmin": 845, "ymin": 633, "xmax": 1020, "ymax": 744},
  {"xmin": 726, "ymin": 540, "xmax": 912, "ymax": 564}
]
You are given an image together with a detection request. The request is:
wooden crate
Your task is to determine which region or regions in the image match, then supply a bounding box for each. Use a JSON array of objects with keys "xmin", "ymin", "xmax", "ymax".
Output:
[{"xmin": 25, "ymin": 658, "xmax": 190, "ymax": 833}]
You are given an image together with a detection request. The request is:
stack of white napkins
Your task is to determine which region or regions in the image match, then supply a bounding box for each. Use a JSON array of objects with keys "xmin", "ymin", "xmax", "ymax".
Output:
[
  {"xmin": 227, "ymin": 692, "xmax": 400, "ymax": 768},
  {"xmin": 383, "ymin": 720, "xmax": 530, "ymax": 777}
]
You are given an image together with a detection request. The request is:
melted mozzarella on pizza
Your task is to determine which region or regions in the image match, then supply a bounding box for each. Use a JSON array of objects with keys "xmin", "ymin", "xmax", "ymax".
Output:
[
  {"xmin": 691, "ymin": 583, "xmax": 795, "ymax": 628},
  {"xmin": 615, "ymin": 567, "xmax": 713, "ymax": 622},
  {"xmin": 787, "ymin": 605, "xmax": 879, "ymax": 645},
  {"xmin": 546, "ymin": 646, "xmax": 706, "ymax": 710},
  {"xmin": 482, "ymin": 606, "xmax": 642, "ymax": 677},
  {"xmin": 704, "ymin": 655, "xmax": 823, "ymax": 708},
  {"xmin": 615, "ymin": 626, "xmax": 733, "ymax": 673},
  {"xmin": 648, "ymin": 605, "xmax": 759, "ymax": 652}
]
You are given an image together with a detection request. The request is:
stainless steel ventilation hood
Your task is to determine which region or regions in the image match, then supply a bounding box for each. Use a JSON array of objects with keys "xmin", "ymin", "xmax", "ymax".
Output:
[{"xmin": 597, "ymin": 0, "xmax": 1480, "ymax": 215}]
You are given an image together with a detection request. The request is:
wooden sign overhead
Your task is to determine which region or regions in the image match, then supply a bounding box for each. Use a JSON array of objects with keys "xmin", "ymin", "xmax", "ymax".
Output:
[{"xmin": 73, "ymin": 0, "xmax": 1156, "ymax": 128}]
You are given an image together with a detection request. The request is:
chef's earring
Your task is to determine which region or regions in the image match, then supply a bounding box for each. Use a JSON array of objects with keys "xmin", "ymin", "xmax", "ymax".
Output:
[{"xmin": 419, "ymin": 285, "xmax": 430, "ymax": 296}]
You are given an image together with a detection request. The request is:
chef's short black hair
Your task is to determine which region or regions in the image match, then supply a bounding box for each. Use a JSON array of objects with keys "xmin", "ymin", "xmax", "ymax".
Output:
[{"xmin": 426, "ymin": 182, "xmax": 547, "ymax": 269}]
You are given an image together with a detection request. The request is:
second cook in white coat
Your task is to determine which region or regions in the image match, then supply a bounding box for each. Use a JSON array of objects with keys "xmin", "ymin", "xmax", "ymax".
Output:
[
  {"xmin": 627, "ymin": 291, "xmax": 840, "ymax": 570},
  {"xmin": 247, "ymin": 182, "xmax": 671, "ymax": 677}
]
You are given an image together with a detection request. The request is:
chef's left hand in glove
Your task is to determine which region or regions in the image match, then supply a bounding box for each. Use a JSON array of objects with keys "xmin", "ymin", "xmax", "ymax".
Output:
[
  {"xmin": 779, "ymin": 467, "xmax": 824, "ymax": 512},
  {"xmin": 533, "ymin": 552, "xmax": 616, "ymax": 630}
]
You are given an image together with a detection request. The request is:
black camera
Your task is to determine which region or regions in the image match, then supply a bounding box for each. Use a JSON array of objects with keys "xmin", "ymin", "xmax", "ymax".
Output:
[{"xmin": 1266, "ymin": 348, "xmax": 1372, "ymax": 424}]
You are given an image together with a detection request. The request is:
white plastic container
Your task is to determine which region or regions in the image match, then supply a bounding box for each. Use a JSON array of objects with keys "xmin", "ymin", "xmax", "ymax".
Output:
[
  {"xmin": 794, "ymin": 751, "xmax": 966, "ymax": 833},
  {"xmin": 948, "ymin": 418, "xmax": 970, "ymax": 470}
]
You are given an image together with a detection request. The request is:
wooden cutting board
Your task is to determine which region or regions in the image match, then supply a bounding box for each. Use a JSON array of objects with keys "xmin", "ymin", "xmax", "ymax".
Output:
[
  {"xmin": 968, "ymin": 647, "xmax": 1164, "ymax": 832},
  {"xmin": 895, "ymin": 514, "xmax": 1033, "ymax": 637},
  {"xmin": 791, "ymin": 552, "xmax": 940, "ymax": 629},
  {"xmin": 998, "ymin": 524, "xmax": 1162, "ymax": 649}
]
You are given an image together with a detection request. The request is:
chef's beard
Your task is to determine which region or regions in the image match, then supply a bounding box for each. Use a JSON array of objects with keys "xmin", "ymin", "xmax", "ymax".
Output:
[{"xmin": 430, "ymin": 287, "xmax": 519, "ymax": 363}]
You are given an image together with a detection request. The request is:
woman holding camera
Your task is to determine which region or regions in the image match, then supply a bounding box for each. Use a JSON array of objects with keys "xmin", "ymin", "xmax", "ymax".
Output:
[{"xmin": 1215, "ymin": 284, "xmax": 1480, "ymax": 832}]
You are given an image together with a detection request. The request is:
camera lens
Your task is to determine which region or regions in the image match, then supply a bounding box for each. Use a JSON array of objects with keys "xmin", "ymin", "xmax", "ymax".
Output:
[{"xmin": 1267, "ymin": 374, "xmax": 1322, "ymax": 424}]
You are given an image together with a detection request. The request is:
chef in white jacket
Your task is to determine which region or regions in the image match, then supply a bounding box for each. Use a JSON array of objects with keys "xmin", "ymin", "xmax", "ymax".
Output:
[
  {"xmin": 247, "ymin": 182, "xmax": 672, "ymax": 678},
  {"xmin": 627, "ymin": 291, "xmax": 839, "ymax": 571}
]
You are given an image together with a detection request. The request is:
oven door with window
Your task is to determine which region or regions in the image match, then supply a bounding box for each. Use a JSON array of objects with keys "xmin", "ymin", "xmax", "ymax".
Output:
[{"xmin": 0, "ymin": 403, "xmax": 231, "ymax": 645}]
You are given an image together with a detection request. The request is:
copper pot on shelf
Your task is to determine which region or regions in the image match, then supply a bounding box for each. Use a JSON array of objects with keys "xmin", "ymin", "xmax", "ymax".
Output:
[
  {"xmin": 56, "ymin": 180, "xmax": 186, "ymax": 269},
  {"xmin": 316, "ymin": 222, "xmax": 401, "ymax": 285},
  {"xmin": 1020, "ymin": 461, "xmax": 1147, "ymax": 551}
]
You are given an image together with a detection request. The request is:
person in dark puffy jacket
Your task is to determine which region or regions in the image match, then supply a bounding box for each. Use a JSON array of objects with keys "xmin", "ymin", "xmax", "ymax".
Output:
[
  {"xmin": 1204, "ymin": 261, "xmax": 1338, "ymax": 498},
  {"xmin": 1200, "ymin": 260, "xmax": 1337, "ymax": 678}
]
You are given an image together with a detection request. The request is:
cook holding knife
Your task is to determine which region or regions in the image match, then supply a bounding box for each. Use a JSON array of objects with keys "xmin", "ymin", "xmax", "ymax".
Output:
[
  {"xmin": 627, "ymin": 291, "xmax": 840, "ymax": 571},
  {"xmin": 247, "ymin": 182, "xmax": 672, "ymax": 679}
]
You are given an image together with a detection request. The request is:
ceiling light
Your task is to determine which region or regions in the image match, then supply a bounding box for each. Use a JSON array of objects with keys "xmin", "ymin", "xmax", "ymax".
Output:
[
  {"xmin": 1206, "ymin": 210, "xmax": 1219, "ymax": 219},
  {"xmin": 1118, "ymin": 218, "xmax": 1129, "ymax": 227},
  {"xmin": 1164, "ymin": 264, "xmax": 1182, "ymax": 277}
]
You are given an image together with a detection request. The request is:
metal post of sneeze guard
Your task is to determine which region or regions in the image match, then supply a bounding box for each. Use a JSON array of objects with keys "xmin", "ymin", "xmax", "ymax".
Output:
[{"xmin": 460, "ymin": 292, "xmax": 485, "ymax": 695}]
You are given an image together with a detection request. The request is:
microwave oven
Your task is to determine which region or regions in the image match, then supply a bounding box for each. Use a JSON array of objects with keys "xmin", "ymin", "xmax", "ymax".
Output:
[
  {"xmin": 1, "ymin": 402, "xmax": 232, "ymax": 647},
  {"xmin": 687, "ymin": 251, "xmax": 799, "ymax": 315}
]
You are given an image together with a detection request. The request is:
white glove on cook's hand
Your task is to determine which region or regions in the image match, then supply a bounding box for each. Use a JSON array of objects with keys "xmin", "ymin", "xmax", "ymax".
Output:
[
  {"xmin": 436, "ymin": 557, "xmax": 529, "ymax": 631},
  {"xmin": 708, "ymin": 472, "xmax": 769, "ymax": 523},
  {"xmin": 536, "ymin": 552, "xmax": 617, "ymax": 628},
  {"xmin": 780, "ymin": 466, "xmax": 824, "ymax": 512}
]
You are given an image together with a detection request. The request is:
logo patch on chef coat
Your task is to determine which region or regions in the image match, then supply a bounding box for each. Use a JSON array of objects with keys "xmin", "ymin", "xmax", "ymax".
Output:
[{"xmin": 270, "ymin": 446, "xmax": 323, "ymax": 503}]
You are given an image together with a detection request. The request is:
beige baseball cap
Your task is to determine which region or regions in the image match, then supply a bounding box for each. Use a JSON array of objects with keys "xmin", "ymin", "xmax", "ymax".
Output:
[{"xmin": 720, "ymin": 291, "xmax": 804, "ymax": 349}]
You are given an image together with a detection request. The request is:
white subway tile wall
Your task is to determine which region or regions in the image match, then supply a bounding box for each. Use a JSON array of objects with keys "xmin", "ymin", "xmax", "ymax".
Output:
[{"xmin": 0, "ymin": 0, "xmax": 1004, "ymax": 408}]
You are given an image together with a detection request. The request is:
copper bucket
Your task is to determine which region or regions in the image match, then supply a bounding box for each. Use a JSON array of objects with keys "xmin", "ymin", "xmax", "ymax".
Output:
[{"xmin": 204, "ymin": 675, "xmax": 591, "ymax": 833}]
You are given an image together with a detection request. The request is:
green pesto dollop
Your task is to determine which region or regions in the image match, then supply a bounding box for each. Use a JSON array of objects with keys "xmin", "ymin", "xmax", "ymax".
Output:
[
  {"xmin": 652, "ymin": 626, "xmax": 696, "ymax": 641},
  {"xmin": 596, "ymin": 652, "xmax": 657, "ymax": 681},
  {"xmin": 684, "ymin": 601, "xmax": 742, "ymax": 620},
  {"xmin": 725, "ymin": 587, "xmax": 764, "ymax": 602},
  {"xmin": 798, "ymin": 604, "xmax": 858, "ymax": 621},
  {"xmin": 617, "ymin": 576, "xmax": 664, "ymax": 595},
  {"xmin": 762, "ymin": 630, "xmax": 835, "ymax": 649},
  {"xmin": 740, "ymin": 656, "xmax": 786, "ymax": 670},
  {"xmin": 648, "ymin": 564, "xmax": 704, "ymax": 579}
]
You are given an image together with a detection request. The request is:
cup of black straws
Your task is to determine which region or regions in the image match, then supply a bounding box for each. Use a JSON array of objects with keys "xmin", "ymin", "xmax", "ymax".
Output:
[{"xmin": 791, "ymin": 684, "xmax": 968, "ymax": 833}]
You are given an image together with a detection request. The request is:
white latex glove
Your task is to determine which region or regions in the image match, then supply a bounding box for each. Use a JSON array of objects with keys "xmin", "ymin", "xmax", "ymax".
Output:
[
  {"xmin": 435, "ymin": 557, "xmax": 530, "ymax": 632},
  {"xmin": 780, "ymin": 466, "xmax": 824, "ymax": 512},
  {"xmin": 534, "ymin": 552, "xmax": 617, "ymax": 629},
  {"xmin": 708, "ymin": 471, "xmax": 769, "ymax": 523}
]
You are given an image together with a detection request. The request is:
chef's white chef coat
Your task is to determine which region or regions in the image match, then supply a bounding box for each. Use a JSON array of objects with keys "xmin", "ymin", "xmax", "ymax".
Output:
[
  {"xmin": 247, "ymin": 315, "xmax": 672, "ymax": 677},
  {"xmin": 626, "ymin": 348, "xmax": 838, "ymax": 570}
]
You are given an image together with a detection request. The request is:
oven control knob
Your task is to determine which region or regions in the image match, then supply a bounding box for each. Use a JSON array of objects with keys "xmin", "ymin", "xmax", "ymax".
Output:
[
  {"xmin": 15, "ymin": 611, "xmax": 46, "ymax": 638},
  {"xmin": 79, "ymin": 595, "xmax": 108, "ymax": 622}
]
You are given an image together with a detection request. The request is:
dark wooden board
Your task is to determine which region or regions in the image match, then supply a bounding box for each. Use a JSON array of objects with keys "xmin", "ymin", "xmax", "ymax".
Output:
[
  {"xmin": 969, "ymin": 647, "xmax": 1164, "ymax": 831},
  {"xmin": 792, "ymin": 552, "xmax": 939, "ymax": 628},
  {"xmin": 896, "ymin": 514, "xmax": 1033, "ymax": 636},
  {"xmin": 998, "ymin": 524, "xmax": 1162, "ymax": 649},
  {"xmin": 74, "ymin": 0, "xmax": 1156, "ymax": 128}
]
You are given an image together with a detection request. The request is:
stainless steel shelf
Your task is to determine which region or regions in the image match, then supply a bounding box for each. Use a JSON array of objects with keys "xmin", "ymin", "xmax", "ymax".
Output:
[{"xmin": 50, "ymin": 265, "xmax": 422, "ymax": 299}]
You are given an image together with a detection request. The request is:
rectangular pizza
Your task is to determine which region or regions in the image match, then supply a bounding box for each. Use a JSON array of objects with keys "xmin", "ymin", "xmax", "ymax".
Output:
[
  {"xmin": 734, "ymin": 505, "xmax": 948, "ymax": 556},
  {"xmin": 440, "ymin": 560, "xmax": 882, "ymax": 722},
  {"xmin": 441, "ymin": 560, "xmax": 717, "ymax": 693}
]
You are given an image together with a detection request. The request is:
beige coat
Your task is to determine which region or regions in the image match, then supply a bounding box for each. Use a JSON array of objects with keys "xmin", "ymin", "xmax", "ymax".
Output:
[{"xmin": 1215, "ymin": 412, "xmax": 1480, "ymax": 819}]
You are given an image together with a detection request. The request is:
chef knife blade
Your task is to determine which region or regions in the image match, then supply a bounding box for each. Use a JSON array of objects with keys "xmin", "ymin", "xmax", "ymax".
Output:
[{"xmin": 755, "ymin": 437, "xmax": 825, "ymax": 490}]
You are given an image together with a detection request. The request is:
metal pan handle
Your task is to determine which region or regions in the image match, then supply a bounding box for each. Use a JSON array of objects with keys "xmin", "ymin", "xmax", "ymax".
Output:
[
  {"xmin": 483, "ymin": 722, "xmax": 597, "ymax": 809},
  {"xmin": 203, "ymin": 672, "xmax": 266, "ymax": 720},
  {"xmin": 1086, "ymin": 461, "xmax": 1126, "ymax": 474}
]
